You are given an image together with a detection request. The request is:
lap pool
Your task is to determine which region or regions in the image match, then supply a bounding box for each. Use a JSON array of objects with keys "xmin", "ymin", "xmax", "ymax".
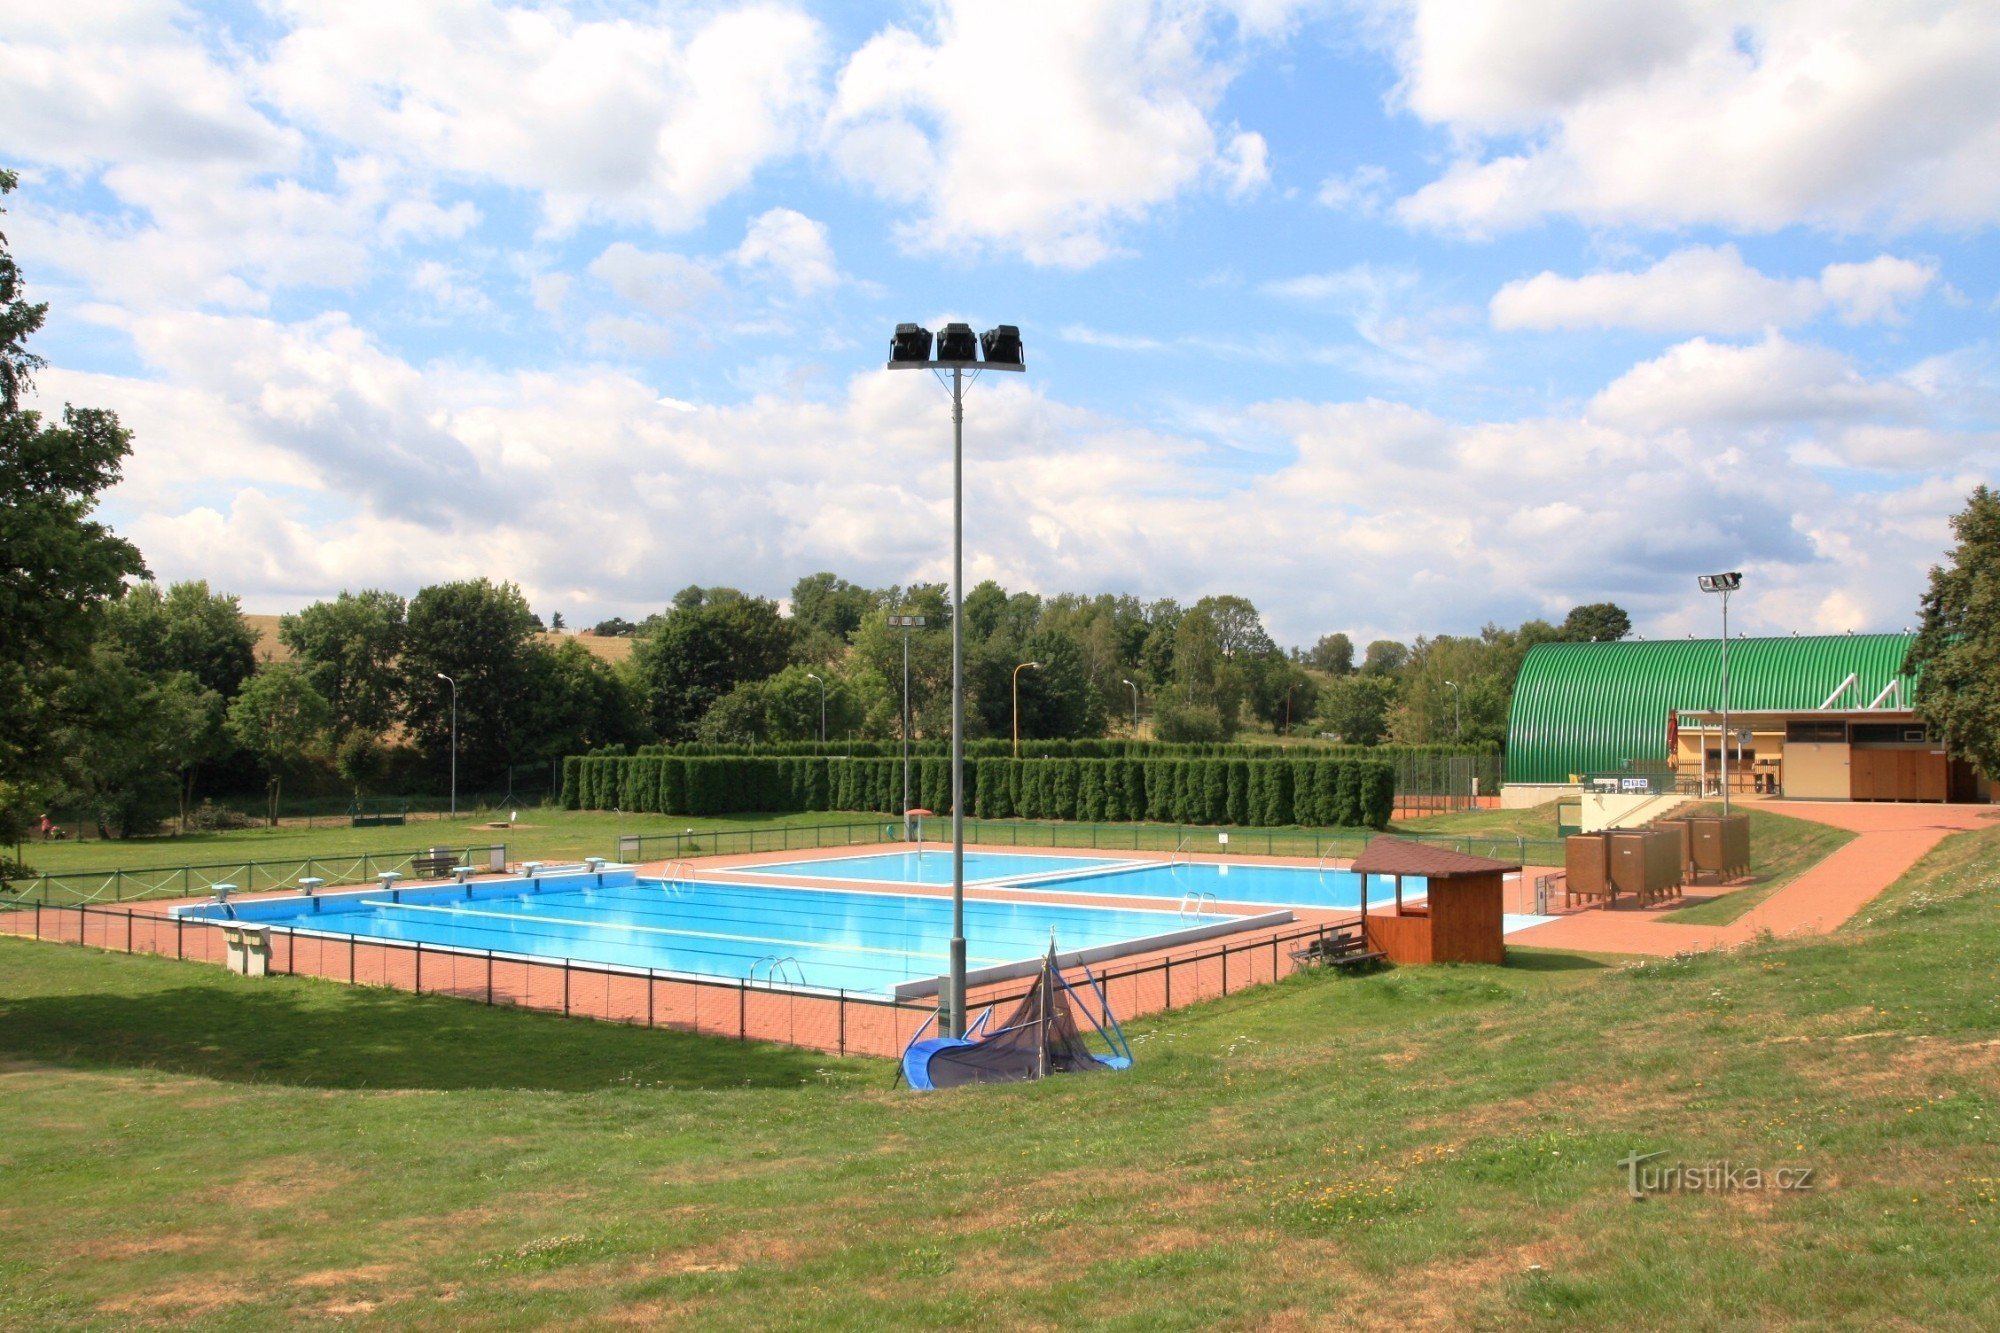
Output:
[{"xmin": 172, "ymin": 867, "xmax": 1279, "ymax": 996}]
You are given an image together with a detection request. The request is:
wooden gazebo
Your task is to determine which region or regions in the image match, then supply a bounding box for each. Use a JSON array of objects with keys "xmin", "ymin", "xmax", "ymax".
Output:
[{"xmin": 1347, "ymin": 839, "xmax": 1517, "ymax": 966}]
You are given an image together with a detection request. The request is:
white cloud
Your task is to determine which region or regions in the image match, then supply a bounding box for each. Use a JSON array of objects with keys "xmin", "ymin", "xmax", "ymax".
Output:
[
  {"xmin": 586, "ymin": 244, "xmax": 723, "ymax": 318},
  {"xmin": 1388, "ymin": 0, "xmax": 2000, "ymax": 234},
  {"xmin": 1589, "ymin": 333, "xmax": 1924, "ymax": 430},
  {"xmin": 1490, "ymin": 246, "xmax": 1939, "ymax": 334},
  {"xmin": 1819, "ymin": 255, "xmax": 1938, "ymax": 325},
  {"xmin": 733, "ymin": 208, "xmax": 839, "ymax": 295},
  {"xmin": 826, "ymin": 0, "xmax": 1276, "ymax": 266},
  {"xmin": 1316, "ymin": 163, "xmax": 1391, "ymax": 215},
  {"xmin": 48, "ymin": 306, "xmax": 1965, "ymax": 644},
  {"xmin": 256, "ymin": 2, "xmax": 828, "ymax": 234}
]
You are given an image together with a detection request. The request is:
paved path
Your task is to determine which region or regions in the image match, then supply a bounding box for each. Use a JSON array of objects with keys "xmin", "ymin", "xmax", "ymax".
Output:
[{"xmin": 1507, "ymin": 801, "xmax": 1997, "ymax": 958}]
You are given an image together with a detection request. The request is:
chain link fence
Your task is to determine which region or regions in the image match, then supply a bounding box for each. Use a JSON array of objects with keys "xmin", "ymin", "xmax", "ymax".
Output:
[{"xmin": 3, "ymin": 844, "xmax": 510, "ymax": 908}]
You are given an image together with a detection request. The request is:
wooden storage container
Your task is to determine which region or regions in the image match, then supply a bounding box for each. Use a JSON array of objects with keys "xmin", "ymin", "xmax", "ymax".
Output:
[
  {"xmin": 1565, "ymin": 833, "xmax": 1611, "ymax": 903},
  {"xmin": 1689, "ymin": 813, "xmax": 1751, "ymax": 879},
  {"xmin": 1610, "ymin": 828, "xmax": 1684, "ymax": 904}
]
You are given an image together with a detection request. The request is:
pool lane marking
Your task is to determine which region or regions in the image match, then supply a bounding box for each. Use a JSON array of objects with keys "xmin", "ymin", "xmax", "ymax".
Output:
[{"xmin": 357, "ymin": 898, "xmax": 1021, "ymax": 965}]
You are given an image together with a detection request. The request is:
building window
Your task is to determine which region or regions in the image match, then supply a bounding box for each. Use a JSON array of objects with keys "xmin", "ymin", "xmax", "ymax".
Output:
[{"xmin": 1786, "ymin": 721, "xmax": 1847, "ymax": 743}]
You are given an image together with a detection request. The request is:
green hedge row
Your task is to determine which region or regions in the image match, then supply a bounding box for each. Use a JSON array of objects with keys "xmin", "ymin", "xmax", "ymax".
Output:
[
  {"xmin": 562, "ymin": 755, "xmax": 1393, "ymax": 828},
  {"xmin": 609, "ymin": 739, "xmax": 1491, "ymax": 760}
]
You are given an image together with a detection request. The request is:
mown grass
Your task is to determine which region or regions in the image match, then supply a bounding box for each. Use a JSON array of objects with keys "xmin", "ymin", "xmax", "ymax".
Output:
[
  {"xmin": 9, "ymin": 809, "xmax": 896, "ymax": 878},
  {"xmin": 1659, "ymin": 805, "xmax": 1856, "ymax": 926},
  {"xmin": 1396, "ymin": 801, "xmax": 1562, "ymax": 841},
  {"xmin": 4, "ymin": 822, "xmax": 1999, "ymax": 1327}
]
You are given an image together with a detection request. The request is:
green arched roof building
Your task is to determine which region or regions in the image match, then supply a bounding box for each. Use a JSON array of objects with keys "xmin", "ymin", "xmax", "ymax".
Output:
[{"xmin": 1505, "ymin": 634, "xmax": 1917, "ymax": 784}]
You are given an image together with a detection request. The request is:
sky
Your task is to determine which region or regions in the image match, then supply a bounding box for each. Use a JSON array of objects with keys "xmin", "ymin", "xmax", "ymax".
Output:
[{"xmin": 4, "ymin": 0, "xmax": 1996, "ymax": 649}]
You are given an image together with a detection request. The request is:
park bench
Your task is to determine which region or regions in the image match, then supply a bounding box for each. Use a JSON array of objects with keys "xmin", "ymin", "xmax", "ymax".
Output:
[
  {"xmin": 410, "ymin": 851, "xmax": 461, "ymax": 880},
  {"xmin": 1290, "ymin": 930, "xmax": 1385, "ymax": 973}
]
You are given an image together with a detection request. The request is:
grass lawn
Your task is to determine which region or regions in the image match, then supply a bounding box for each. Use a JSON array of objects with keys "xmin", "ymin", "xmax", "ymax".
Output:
[
  {"xmin": 4, "ymin": 823, "xmax": 1998, "ymax": 1326},
  {"xmin": 1396, "ymin": 801, "xmax": 1562, "ymax": 841},
  {"xmin": 1659, "ymin": 805, "xmax": 1857, "ymax": 926},
  {"xmin": 10, "ymin": 809, "xmax": 896, "ymax": 879}
]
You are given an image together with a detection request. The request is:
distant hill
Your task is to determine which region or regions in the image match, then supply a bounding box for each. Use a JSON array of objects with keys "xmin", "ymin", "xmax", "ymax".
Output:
[{"xmin": 244, "ymin": 614, "xmax": 635, "ymax": 666}]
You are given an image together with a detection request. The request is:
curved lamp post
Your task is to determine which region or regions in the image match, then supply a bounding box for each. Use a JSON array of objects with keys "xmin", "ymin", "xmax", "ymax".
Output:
[
  {"xmin": 885, "ymin": 320, "xmax": 1025, "ymax": 1038},
  {"xmin": 888, "ymin": 613, "xmax": 927, "ymax": 814},
  {"xmin": 1121, "ymin": 678, "xmax": 1140, "ymax": 738},
  {"xmin": 805, "ymin": 672, "xmax": 826, "ymax": 744},
  {"xmin": 1012, "ymin": 661, "xmax": 1042, "ymax": 759},
  {"xmin": 435, "ymin": 672, "xmax": 457, "ymax": 817},
  {"xmin": 1444, "ymin": 679, "xmax": 1462, "ymax": 740}
]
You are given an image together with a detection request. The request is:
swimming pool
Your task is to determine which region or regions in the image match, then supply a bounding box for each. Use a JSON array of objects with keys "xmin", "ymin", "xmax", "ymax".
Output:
[
  {"xmin": 173, "ymin": 868, "xmax": 1269, "ymax": 996},
  {"xmin": 726, "ymin": 850, "xmax": 1136, "ymax": 886}
]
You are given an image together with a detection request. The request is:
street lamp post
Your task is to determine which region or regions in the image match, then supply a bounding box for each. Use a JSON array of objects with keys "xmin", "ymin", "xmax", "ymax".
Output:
[
  {"xmin": 1282, "ymin": 683, "xmax": 1296, "ymax": 737},
  {"xmin": 1698, "ymin": 572, "xmax": 1744, "ymax": 815},
  {"xmin": 1121, "ymin": 678, "xmax": 1140, "ymax": 738},
  {"xmin": 435, "ymin": 672, "xmax": 457, "ymax": 818},
  {"xmin": 886, "ymin": 321, "xmax": 1024, "ymax": 1038},
  {"xmin": 1012, "ymin": 661, "xmax": 1042, "ymax": 759},
  {"xmin": 1444, "ymin": 679, "xmax": 1462, "ymax": 740},
  {"xmin": 806, "ymin": 672, "xmax": 826, "ymax": 744},
  {"xmin": 888, "ymin": 613, "xmax": 927, "ymax": 813}
]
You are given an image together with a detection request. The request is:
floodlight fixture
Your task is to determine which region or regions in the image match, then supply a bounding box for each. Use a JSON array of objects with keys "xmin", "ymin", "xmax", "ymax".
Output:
[
  {"xmin": 935, "ymin": 322, "xmax": 978, "ymax": 362},
  {"xmin": 980, "ymin": 324, "xmax": 1024, "ymax": 368},
  {"xmin": 890, "ymin": 323, "xmax": 933, "ymax": 364},
  {"xmin": 1697, "ymin": 571, "xmax": 1743, "ymax": 593},
  {"xmin": 1696, "ymin": 571, "xmax": 1745, "ymax": 814}
]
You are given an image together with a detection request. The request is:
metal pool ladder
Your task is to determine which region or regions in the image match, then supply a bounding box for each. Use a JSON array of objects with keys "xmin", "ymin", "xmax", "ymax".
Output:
[
  {"xmin": 659, "ymin": 860, "xmax": 694, "ymax": 895},
  {"xmin": 1178, "ymin": 889, "xmax": 1219, "ymax": 919},
  {"xmin": 747, "ymin": 956, "xmax": 808, "ymax": 988}
]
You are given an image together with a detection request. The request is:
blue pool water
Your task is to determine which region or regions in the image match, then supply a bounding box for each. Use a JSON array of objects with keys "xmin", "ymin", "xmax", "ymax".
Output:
[
  {"xmin": 1013, "ymin": 861, "xmax": 1427, "ymax": 911},
  {"xmin": 176, "ymin": 869, "xmax": 1241, "ymax": 995},
  {"xmin": 729, "ymin": 850, "xmax": 1132, "ymax": 885}
]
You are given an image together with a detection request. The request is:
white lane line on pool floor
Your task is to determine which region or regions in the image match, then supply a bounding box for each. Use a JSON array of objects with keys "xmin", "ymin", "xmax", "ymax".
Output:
[{"xmin": 357, "ymin": 898, "xmax": 1018, "ymax": 965}]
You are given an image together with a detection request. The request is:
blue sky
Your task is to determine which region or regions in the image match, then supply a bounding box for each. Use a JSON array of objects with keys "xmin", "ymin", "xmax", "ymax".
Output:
[{"xmin": 4, "ymin": 0, "xmax": 1996, "ymax": 646}]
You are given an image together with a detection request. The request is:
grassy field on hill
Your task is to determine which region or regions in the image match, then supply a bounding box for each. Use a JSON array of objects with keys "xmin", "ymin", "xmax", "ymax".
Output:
[{"xmin": 3, "ymin": 822, "xmax": 1997, "ymax": 1326}]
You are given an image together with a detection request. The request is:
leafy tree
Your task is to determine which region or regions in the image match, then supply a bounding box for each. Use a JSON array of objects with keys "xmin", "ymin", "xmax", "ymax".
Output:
[
  {"xmin": 591, "ymin": 616, "xmax": 638, "ymax": 637},
  {"xmin": 102, "ymin": 579, "xmax": 258, "ymax": 700},
  {"xmin": 1192, "ymin": 594, "xmax": 1275, "ymax": 658},
  {"xmin": 549, "ymin": 611, "xmax": 565, "ymax": 631},
  {"xmin": 789, "ymin": 571, "xmax": 877, "ymax": 642},
  {"xmin": 1306, "ymin": 632, "xmax": 1355, "ymax": 674},
  {"xmin": 51, "ymin": 648, "xmax": 219, "ymax": 837},
  {"xmin": 633, "ymin": 593, "xmax": 792, "ymax": 741},
  {"xmin": 0, "ymin": 169, "xmax": 147, "ymax": 789},
  {"xmin": 1360, "ymin": 639, "xmax": 1409, "ymax": 676},
  {"xmin": 399, "ymin": 579, "xmax": 545, "ymax": 788},
  {"xmin": 523, "ymin": 638, "xmax": 641, "ymax": 758},
  {"xmin": 1246, "ymin": 656, "xmax": 1317, "ymax": 734},
  {"xmin": 335, "ymin": 729, "xmax": 391, "ymax": 797},
  {"xmin": 279, "ymin": 589, "xmax": 407, "ymax": 737},
  {"xmin": 695, "ymin": 679, "xmax": 773, "ymax": 745},
  {"xmin": 1014, "ymin": 630, "xmax": 1104, "ymax": 741},
  {"xmin": 226, "ymin": 663, "xmax": 331, "ymax": 825},
  {"xmin": 1315, "ymin": 675, "xmax": 1396, "ymax": 746},
  {"xmin": 1561, "ymin": 602, "xmax": 1633, "ymax": 643},
  {"xmin": 1906, "ymin": 485, "xmax": 2000, "ymax": 776}
]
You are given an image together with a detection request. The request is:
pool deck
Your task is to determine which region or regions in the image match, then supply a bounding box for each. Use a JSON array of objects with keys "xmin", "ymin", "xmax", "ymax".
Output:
[{"xmin": 1503, "ymin": 801, "xmax": 1998, "ymax": 957}]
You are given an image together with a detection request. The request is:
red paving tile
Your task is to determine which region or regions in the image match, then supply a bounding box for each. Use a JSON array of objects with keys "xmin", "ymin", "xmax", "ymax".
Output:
[{"xmin": 1507, "ymin": 801, "xmax": 1997, "ymax": 957}]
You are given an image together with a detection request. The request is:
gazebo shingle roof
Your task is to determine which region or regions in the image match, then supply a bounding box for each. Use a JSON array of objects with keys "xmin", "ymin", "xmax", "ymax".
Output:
[{"xmin": 1348, "ymin": 838, "xmax": 1520, "ymax": 877}]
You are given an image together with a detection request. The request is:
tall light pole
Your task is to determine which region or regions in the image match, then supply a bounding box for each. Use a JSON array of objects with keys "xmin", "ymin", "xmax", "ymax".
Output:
[
  {"xmin": 887, "ymin": 321, "xmax": 1024, "ymax": 1038},
  {"xmin": 1121, "ymin": 678, "xmax": 1140, "ymax": 738},
  {"xmin": 1013, "ymin": 661, "xmax": 1042, "ymax": 759},
  {"xmin": 435, "ymin": 672, "xmax": 457, "ymax": 818},
  {"xmin": 889, "ymin": 613, "xmax": 927, "ymax": 813},
  {"xmin": 1444, "ymin": 679, "xmax": 1462, "ymax": 739},
  {"xmin": 1698, "ymin": 572, "xmax": 1743, "ymax": 815},
  {"xmin": 805, "ymin": 672, "xmax": 826, "ymax": 744},
  {"xmin": 1282, "ymin": 682, "xmax": 1296, "ymax": 737}
]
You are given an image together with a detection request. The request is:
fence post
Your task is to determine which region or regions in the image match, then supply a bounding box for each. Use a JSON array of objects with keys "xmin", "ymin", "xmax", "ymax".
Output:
[
  {"xmin": 1222, "ymin": 946, "xmax": 1229, "ymax": 996},
  {"xmin": 739, "ymin": 980, "xmax": 747, "ymax": 1040},
  {"xmin": 487, "ymin": 952, "xmax": 494, "ymax": 1005},
  {"xmin": 1165, "ymin": 956, "xmax": 1171, "ymax": 1009},
  {"xmin": 647, "ymin": 968, "xmax": 654, "ymax": 1027},
  {"xmin": 349, "ymin": 936, "xmax": 355, "ymax": 985},
  {"xmin": 415, "ymin": 942, "xmax": 423, "ymax": 994},
  {"xmin": 564, "ymin": 959, "xmax": 571, "ymax": 1016},
  {"xmin": 114, "ymin": 869, "xmax": 123, "ymax": 901},
  {"xmin": 126, "ymin": 910, "xmax": 133, "ymax": 954},
  {"xmin": 838, "ymin": 989, "xmax": 846, "ymax": 1056}
]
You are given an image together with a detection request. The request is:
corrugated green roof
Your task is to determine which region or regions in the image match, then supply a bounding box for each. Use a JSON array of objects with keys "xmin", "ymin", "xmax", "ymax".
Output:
[{"xmin": 1505, "ymin": 634, "xmax": 1917, "ymax": 784}]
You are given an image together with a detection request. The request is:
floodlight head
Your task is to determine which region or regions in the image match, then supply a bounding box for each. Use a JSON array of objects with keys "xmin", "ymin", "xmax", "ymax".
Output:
[
  {"xmin": 1698, "ymin": 571, "xmax": 1743, "ymax": 593},
  {"xmin": 890, "ymin": 323, "xmax": 933, "ymax": 364},
  {"xmin": 936, "ymin": 322, "xmax": 978, "ymax": 361},
  {"xmin": 980, "ymin": 324, "xmax": 1024, "ymax": 368}
]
